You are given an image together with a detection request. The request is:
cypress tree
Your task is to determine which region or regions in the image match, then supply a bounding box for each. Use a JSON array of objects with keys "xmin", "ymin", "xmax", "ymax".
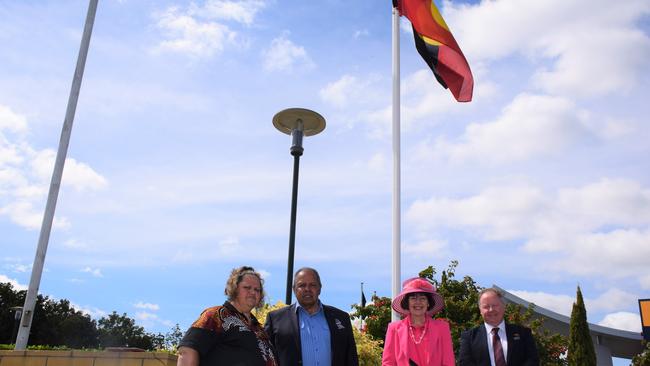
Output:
[{"xmin": 567, "ymin": 286, "xmax": 597, "ymax": 366}]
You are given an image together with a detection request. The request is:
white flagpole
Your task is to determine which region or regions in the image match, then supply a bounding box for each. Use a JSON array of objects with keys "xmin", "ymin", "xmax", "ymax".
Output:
[
  {"xmin": 14, "ymin": 0, "xmax": 98, "ymax": 350},
  {"xmin": 391, "ymin": 5, "xmax": 401, "ymax": 322}
]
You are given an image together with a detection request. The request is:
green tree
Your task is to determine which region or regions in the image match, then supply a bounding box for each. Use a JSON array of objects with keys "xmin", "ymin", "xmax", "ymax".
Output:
[
  {"xmin": 163, "ymin": 323, "xmax": 184, "ymax": 351},
  {"xmin": 0, "ymin": 283, "xmax": 98, "ymax": 348},
  {"xmin": 30, "ymin": 298, "xmax": 98, "ymax": 348},
  {"xmin": 351, "ymin": 295, "xmax": 392, "ymax": 343},
  {"xmin": 506, "ymin": 303, "xmax": 567, "ymax": 365},
  {"xmin": 59, "ymin": 312, "xmax": 99, "ymax": 348},
  {"xmin": 632, "ymin": 340, "xmax": 650, "ymax": 366},
  {"xmin": 567, "ymin": 286, "xmax": 596, "ymax": 366},
  {"xmin": 97, "ymin": 311, "xmax": 154, "ymax": 349},
  {"xmin": 0, "ymin": 282, "xmax": 24, "ymax": 343},
  {"xmin": 353, "ymin": 326, "xmax": 383, "ymax": 366}
]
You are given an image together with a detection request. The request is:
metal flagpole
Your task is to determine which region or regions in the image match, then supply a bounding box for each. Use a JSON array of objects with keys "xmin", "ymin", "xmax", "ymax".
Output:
[
  {"xmin": 14, "ymin": 0, "xmax": 99, "ymax": 350},
  {"xmin": 391, "ymin": 5, "xmax": 401, "ymax": 322}
]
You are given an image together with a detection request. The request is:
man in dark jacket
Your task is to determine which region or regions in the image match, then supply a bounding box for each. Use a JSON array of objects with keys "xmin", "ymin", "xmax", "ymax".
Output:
[
  {"xmin": 459, "ymin": 287, "xmax": 539, "ymax": 366},
  {"xmin": 264, "ymin": 267, "xmax": 358, "ymax": 366}
]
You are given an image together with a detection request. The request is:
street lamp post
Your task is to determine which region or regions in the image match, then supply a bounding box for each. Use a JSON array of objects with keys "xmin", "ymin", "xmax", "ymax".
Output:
[{"xmin": 273, "ymin": 108, "xmax": 325, "ymax": 305}]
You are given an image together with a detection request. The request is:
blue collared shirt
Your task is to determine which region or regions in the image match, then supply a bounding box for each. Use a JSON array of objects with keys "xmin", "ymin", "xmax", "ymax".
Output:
[{"xmin": 297, "ymin": 302, "xmax": 331, "ymax": 366}]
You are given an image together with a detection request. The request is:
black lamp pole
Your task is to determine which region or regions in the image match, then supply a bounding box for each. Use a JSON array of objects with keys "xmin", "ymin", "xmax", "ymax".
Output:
[{"xmin": 273, "ymin": 108, "xmax": 325, "ymax": 305}]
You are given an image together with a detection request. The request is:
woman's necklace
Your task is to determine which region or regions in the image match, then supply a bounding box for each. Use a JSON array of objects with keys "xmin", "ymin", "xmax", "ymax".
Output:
[{"xmin": 409, "ymin": 323, "xmax": 427, "ymax": 345}]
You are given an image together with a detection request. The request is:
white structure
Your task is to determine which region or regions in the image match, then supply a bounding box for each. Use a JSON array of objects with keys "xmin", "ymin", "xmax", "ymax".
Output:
[{"xmin": 496, "ymin": 286, "xmax": 644, "ymax": 366}]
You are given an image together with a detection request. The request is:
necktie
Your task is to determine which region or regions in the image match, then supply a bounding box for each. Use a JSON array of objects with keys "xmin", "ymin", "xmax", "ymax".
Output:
[{"xmin": 492, "ymin": 327, "xmax": 506, "ymax": 366}]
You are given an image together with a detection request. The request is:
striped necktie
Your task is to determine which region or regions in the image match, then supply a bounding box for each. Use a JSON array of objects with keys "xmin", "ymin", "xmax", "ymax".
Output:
[{"xmin": 492, "ymin": 327, "xmax": 506, "ymax": 366}]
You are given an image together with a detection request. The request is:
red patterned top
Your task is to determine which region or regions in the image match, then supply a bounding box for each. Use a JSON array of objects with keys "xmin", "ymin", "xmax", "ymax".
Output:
[{"xmin": 179, "ymin": 301, "xmax": 277, "ymax": 366}]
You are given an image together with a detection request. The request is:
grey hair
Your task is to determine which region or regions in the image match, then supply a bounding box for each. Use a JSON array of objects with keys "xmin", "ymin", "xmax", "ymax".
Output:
[
  {"xmin": 293, "ymin": 267, "xmax": 322, "ymax": 288},
  {"xmin": 478, "ymin": 287, "xmax": 506, "ymax": 307}
]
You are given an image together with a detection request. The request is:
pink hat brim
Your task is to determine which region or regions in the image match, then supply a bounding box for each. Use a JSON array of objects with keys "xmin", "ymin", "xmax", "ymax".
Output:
[{"xmin": 391, "ymin": 278, "xmax": 445, "ymax": 316}]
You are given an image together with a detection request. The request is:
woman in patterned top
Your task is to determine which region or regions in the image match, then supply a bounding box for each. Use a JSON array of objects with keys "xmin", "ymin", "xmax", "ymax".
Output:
[{"xmin": 178, "ymin": 266, "xmax": 278, "ymax": 366}]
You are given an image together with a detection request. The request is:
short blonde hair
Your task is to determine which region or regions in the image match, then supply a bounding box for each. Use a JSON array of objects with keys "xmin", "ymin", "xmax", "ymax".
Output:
[{"xmin": 224, "ymin": 266, "xmax": 265, "ymax": 308}]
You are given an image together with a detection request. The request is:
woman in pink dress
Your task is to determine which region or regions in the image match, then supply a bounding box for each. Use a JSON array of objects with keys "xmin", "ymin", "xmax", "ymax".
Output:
[{"xmin": 382, "ymin": 277, "xmax": 455, "ymax": 366}]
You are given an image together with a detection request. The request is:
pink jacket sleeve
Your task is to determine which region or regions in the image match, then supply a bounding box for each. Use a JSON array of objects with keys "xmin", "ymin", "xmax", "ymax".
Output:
[
  {"xmin": 381, "ymin": 321, "xmax": 398, "ymax": 366},
  {"xmin": 439, "ymin": 320, "xmax": 455, "ymax": 366}
]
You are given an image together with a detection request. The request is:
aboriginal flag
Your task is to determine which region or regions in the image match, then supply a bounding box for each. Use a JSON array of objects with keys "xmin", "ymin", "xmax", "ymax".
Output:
[{"xmin": 394, "ymin": 0, "xmax": 473, "ymax": 102}]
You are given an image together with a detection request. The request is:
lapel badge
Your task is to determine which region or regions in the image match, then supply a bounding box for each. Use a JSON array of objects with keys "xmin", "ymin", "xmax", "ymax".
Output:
[
  {"xmin": 513, "ymin": 333, "xmax": 521, "ymax": 341},
  {"xmin": 335, "ymin": 318, "xmax": 345, "ymax": 329}
]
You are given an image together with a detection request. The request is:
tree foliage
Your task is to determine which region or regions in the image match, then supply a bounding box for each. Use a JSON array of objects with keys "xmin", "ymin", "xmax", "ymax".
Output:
[
  {"xmin": 351, "ymin": 295, "xmax": 392, "ymax": 343},
  {"xmin": 0, "ymin": 282, "xmax": 99, "ymax": 348},
  {"xmin": 632, "ymin": 341, "xmax": 650, "ymax": 366},
  {"xmin": 0, "ymin": 282, "xmax": 24, "ymax": 344},
  {"xmin": 353, "ymin": 326, "xmax": 383, "ymax": 366},
  {"xmin": 0, "ymin": 281, "xmax": 176, "ymax": 350},
  {"xmin": 567, "ymin": 286, "xmax": 596, "ymax": 366},
  {"xmin": 97, "ymin": 311, "xmax": 155, "ymax": 349}
]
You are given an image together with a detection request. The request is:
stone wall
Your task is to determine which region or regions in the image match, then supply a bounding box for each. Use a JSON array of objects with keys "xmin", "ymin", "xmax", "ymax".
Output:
[{"xmin": 0, "ymin": 350, "xmax": 178, "ymax": 366}]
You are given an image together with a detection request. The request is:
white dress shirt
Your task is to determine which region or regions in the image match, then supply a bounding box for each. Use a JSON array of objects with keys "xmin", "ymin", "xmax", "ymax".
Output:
[{"xmin": 484, "ymin": 320, "xmax": 508, "ymax": 366}]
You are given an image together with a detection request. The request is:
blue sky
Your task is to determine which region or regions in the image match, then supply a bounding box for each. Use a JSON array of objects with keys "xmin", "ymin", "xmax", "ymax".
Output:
[{"xmin": 1, "ymin": 0, "xmax": 649, "ymax": 359}]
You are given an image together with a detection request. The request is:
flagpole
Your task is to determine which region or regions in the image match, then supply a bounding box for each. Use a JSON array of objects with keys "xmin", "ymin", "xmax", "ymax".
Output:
[
  {"xmin": 14, "ymin": 0, "xmax": 98, "ymax": 350},
  {"xmin": 360, "ymin": 282, "xmax": 365, "ymax": 330},
  {"xmin": 391, "ymin": 5, "xmax": 401, "ymax": 322}
]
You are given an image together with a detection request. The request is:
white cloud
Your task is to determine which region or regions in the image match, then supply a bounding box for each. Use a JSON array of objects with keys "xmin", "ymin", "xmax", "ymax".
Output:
[
  {"xmin": 0, "ymin": 201, "xmax": 69, "ymax": 230},
  {"xmin": 445, "ymin": 0, "xmax": 650, "ymax": 97},
  {"xmin": 353, "ymin": 29, "xmax": 369, "ymax": 39},
  {"xmin": 510, "ymin": 290, "xmax": 574, "ymax": 316},
  {"xmin": 401, "ymin": 69, "xmax": 464, "ymax": 124},
  {"xmin": 153, "ymin": 7, "xmax": 238, "ymax": 58},
  {"xmin": 511, "ymin": 288, "xmax": 638, "ymax": 318},
  {"xmin": 135, "ymin": 311, "xmax": 174, "ymax": 328},
  {"xmin": 194, "ymin": 0, "xmax": 267, "ymax": 26},
  {"xmin": 598, "ymin": 312, "xmax": 641, "ymax": 332},
  {"xmin": 319, "ymin": 73, "xmax": 391, "ymax": 137},
  {"xmin": 0, "ymin": 274, "xmax": 27, "ymax": 290},
  {"xmin": 154, "ymin": 1, "xmax": 268, "ymax": 58},
  {"xmin": 82, "ymin": 266, "xmax": 103, "ymax": 278},
  {"xmin": 262, "ymin": 33, "xmax": 314, "ymax": 72},
  {"xmin": 0, "ymin": 105, "xmax": 106, "ymax": 230},
  {"xmin": 71, "ymin": 302, "xmax": 107, "ymax": 319},
  {"xmin": 403, "ymin": 239, "xmax": 448, "ymax": 256},
  {"xmin": 417, "ymin": 93, "xmax": 591, "ymax": 164},
  {"xmin": 640, "ymin": 274, "xmax": 650, "ymax": 290},
  {"xmin": 9, "ymin": 263, "xmax": 30, "ymax": 273},
  {"xmin": 0, "ymin": 105, "xmax": 28, "ymax": 134},
  {"xmin": 367, "ymin": 153, "xmax": 387, "ymax": 173},
  {"xmin": 258, "ymin": 269, "xmax": 270, "ymax": 279},
  {"xmin": 31, "ymin": 150, "xmax": 108, "ymax": 191},
  {"xmin": 550, "ymin": 229, "xmax": 650, "ymax": 278},
  {"xmin": 407, "ymin": 183, "xmax": 546, "ymax": 241},
  {"xmin": 406, "ymin": 178, "xmax": 650, "ymax": 281},
  {"xmin": 218, "ymin": 236, "xmax": 240, "ymax": 254},
  {"xmin": 63, "ymin": 238, "xmax": 87, "ymax": 249},
  {"xmin": 320, "ymin": 75, "xmax": 364, "ymax": 109},
  {"xmin": 134, "ymin": 301, "xmax": 160, "ymax": 311}
]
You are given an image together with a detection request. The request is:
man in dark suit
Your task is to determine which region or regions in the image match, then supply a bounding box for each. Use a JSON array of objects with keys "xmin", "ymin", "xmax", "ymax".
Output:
[
  {"xmin": 264, "ymin": 267, "xmax": 358, "ymax": 366},
  {"xmin": 459, "ymin": 287, "xmax": 539, "ymax": 366}
]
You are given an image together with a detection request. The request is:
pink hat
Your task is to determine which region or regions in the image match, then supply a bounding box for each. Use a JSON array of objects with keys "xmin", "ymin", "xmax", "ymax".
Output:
[{"xmin": 391, "ymin": 277, "xmax": 445, "ymax": 316}]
